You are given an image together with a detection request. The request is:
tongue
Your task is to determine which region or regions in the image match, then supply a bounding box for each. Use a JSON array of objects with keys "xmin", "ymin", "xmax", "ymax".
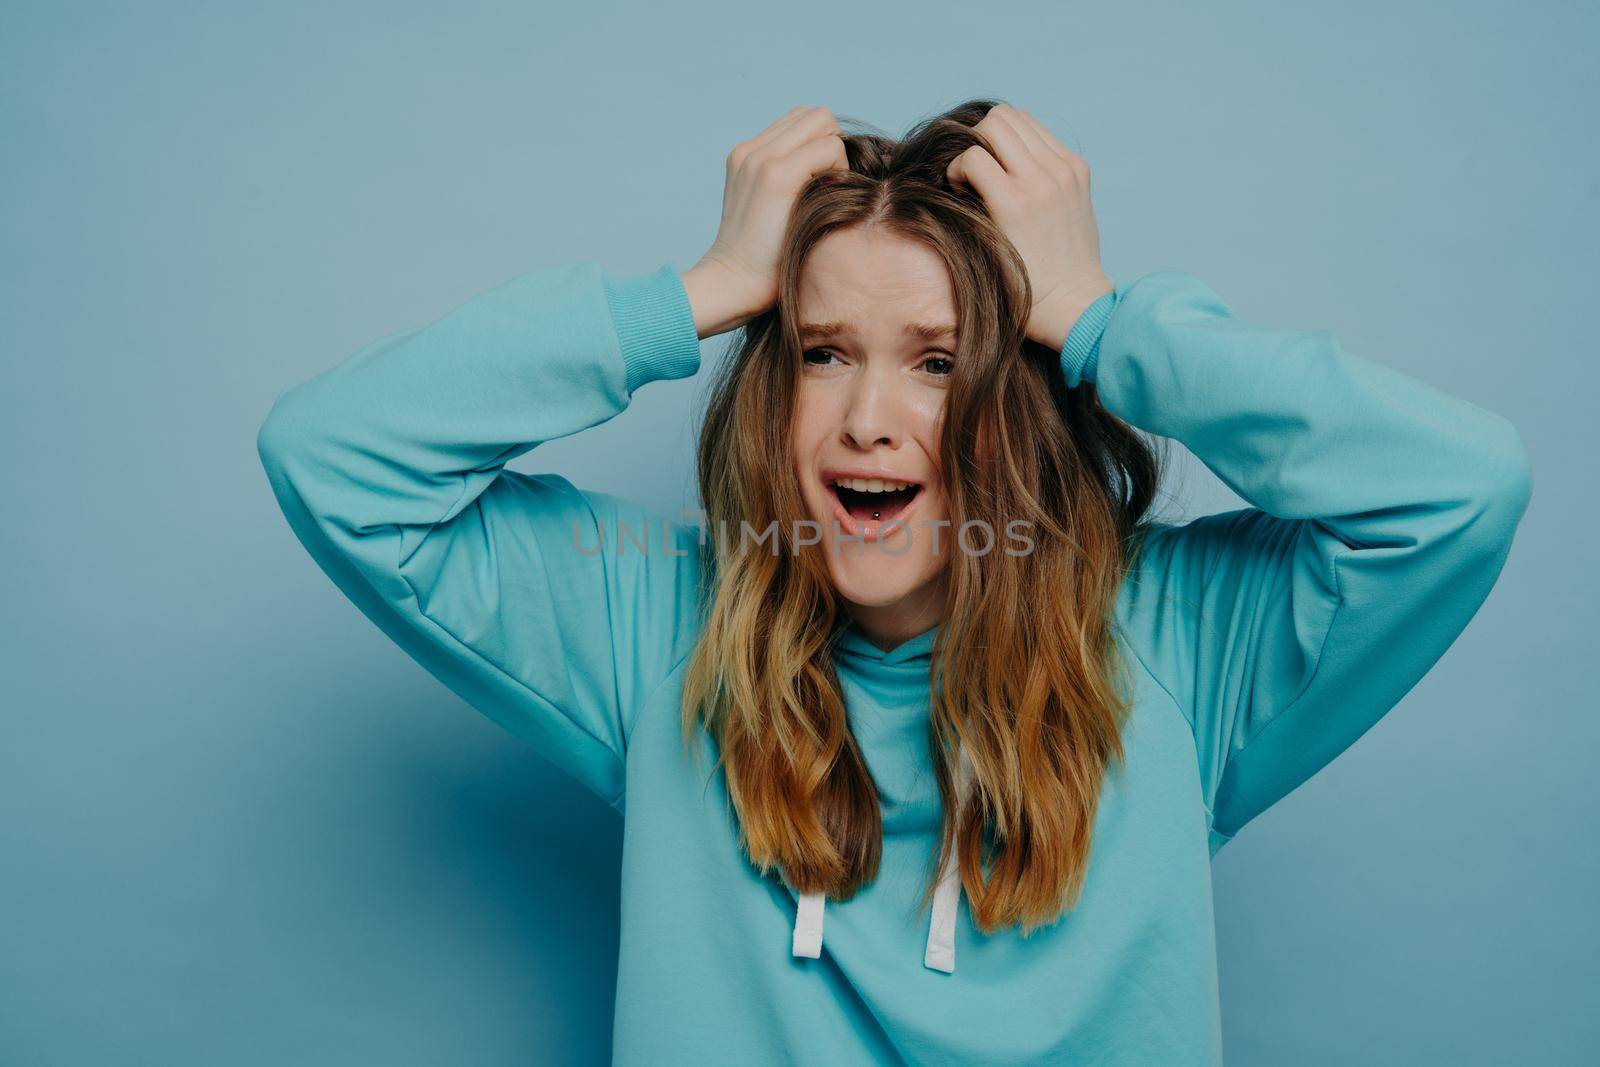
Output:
[{"xmin": 842, "ymin": 486, "xmax": 916, "ymax": 520}]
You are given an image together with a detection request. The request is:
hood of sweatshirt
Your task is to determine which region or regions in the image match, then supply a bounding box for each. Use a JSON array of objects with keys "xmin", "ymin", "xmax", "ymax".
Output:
[
  {"xmin": 792, "ymin": 620, "xmax": 976, "ymax": 973},
  {"xmin": 833, "ymin": 619, "xmax": 939, "ymax": 665}
]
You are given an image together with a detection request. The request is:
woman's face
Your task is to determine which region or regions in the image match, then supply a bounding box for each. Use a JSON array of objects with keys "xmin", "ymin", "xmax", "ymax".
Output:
[{"xmin": 791, "ymin": 224, "xmax": 955, "ymax": 644}]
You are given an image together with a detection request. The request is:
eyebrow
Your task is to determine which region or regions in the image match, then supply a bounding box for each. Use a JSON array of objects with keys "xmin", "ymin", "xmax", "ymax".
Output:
[{"xmin": 799, "ymin": 320, "xmax": 959, "ymax": 342}]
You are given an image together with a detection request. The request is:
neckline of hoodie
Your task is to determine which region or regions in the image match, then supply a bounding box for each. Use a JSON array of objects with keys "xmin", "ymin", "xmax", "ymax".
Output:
[{"xmin": 833, "ymin": 621, "xmax": 940, "ymax": 666}]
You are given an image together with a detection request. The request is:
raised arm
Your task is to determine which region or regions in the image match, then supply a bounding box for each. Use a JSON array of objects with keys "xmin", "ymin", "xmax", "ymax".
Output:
[
  {"xmin": 255, "ymin": 261, "xmax": 708, "ymax": 809},
  {"xmin": 1068, "ymin": 275, "xmax": 1533, "ymax": 851},
  {"xmin": 947, "ymin": 103, "xmax": 1531, "ymax": 851},
  {"xmin": 257, "ymin": 106, "xmax": 852, "ymax": 811}
]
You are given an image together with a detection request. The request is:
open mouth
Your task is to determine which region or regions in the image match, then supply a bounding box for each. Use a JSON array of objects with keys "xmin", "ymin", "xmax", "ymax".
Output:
[{"xmin": 827, "ymin": 477, "xmax": 923, "ymax": 524}]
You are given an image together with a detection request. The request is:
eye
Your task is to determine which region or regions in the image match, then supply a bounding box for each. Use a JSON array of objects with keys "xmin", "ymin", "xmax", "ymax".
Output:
[
  {"xmin": 802, "ymin": 347, "xmax": 842, "ymax": 367},
  {"xmin": 802, "ymin": 347, "xmax": 953, "ymax": 375}
]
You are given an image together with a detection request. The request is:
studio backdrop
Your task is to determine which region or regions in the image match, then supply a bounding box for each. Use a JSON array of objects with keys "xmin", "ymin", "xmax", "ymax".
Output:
[{"xmin": 2, "ymin": 1, "xmax": 1594, "ymax": 1064}]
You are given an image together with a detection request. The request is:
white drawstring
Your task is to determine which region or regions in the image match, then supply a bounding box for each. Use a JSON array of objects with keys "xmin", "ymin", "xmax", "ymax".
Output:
[
  {"xmin": 924, "ymin": 746, "xmax": 975, "ymax": 973},
  {"xmin": 789, "ymin": 746, "xmax": 976, "ymax": 973},
  {"xmin": 792, "ymin": 888, "xmax": 825, "ymax": 958}
]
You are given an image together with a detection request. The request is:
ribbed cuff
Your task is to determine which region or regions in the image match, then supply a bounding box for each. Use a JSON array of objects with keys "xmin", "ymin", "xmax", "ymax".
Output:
[
  {"xmin": 1059, "ymin": 289, "xmax": 1117, "ymax": 389},
  {"xmin": 602, "ymin": 264, "xmax": 703, "ymax": 395}
]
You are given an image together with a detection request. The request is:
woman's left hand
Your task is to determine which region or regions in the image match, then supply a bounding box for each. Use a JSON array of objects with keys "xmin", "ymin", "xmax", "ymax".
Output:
[{"xmin": 946, "ymin": 104, "xmax": 1114, "ymax": 352}]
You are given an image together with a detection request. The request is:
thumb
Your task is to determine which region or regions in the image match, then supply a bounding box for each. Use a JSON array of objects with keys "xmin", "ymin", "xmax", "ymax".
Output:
[
  {"xmin": 945, "ymin": 153, "xmax": 968, "ymax": 189},
  {"xmin": 946, "ymin": 144, "xmax": 1002, "ymax": 194},
  {"xmin": 789, "ymin": 132, "xmax": 849, "ymax": 182}
]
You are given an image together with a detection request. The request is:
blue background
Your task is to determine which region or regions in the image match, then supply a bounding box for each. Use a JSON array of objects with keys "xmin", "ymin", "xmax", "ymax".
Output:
[{"xmin": 3, "ymin": 1, "xmax": 1594, "ymax": 1063}]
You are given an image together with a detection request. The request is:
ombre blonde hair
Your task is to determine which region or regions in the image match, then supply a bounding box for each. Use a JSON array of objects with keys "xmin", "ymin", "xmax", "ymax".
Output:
[{"xmin": 680, "ymin": 98, "xmax": 1163, "ymax": 936}]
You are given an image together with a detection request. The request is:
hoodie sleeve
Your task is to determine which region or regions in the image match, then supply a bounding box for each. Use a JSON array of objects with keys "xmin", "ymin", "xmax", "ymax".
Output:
[
  {"xmin": 1071, "ymin": 273, "xmax": 1533, "ymax": 854},
  {"xmin": 255, "ymin": 261, "xmax": 708, "ymax": 810}
]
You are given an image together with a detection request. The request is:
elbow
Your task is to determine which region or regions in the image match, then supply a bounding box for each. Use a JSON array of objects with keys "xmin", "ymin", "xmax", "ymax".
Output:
[
  {"xmin": 1484, "ymin": 414, "xmax": 1534, "ymax": 518},
  {"xmin": 255, "ymin": 384, "xmax": 322, "ymax": 489},
  {"xmin": 255, "ymin": 399, "xmax": 287, "ymax": 476},
  {"xmin": 1460, "ymin": 413, "xmax": 1534, "ymax": 549}
]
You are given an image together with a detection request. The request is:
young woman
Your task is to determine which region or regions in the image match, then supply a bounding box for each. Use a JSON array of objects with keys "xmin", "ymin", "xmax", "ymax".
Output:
[{"xmin": 257, "ymin": 100, "xmax": 1532, "ymax": 1064}]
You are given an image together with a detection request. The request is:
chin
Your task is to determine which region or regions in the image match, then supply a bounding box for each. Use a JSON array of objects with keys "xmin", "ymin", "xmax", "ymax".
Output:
[{"xmin": 824, "ymin": 553, "xmax": 941, "ymax": 610}]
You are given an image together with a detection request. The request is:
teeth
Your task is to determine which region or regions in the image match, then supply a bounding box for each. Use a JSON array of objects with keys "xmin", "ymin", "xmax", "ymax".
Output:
[{"xmin": 832, "ymin": 477, "xmax": 914, "ymax": 493}]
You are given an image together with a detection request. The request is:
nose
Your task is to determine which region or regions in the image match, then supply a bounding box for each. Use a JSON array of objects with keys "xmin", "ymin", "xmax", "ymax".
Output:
[{"xmin": 840, "ymin": 364, "xmax": 902, "ymax": 450}]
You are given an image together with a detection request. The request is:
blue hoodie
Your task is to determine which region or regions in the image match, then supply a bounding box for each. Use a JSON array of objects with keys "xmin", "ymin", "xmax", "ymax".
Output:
[{"xmin": 256, "ymin": 260, "xmax": 1531, "ymax": 1065}]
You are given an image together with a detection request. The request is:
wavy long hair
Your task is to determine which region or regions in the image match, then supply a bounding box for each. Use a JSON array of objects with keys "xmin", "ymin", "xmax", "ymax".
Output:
[{"xmin": 680, "ymin": 98, "xmax": 1163, "ymax": 936}]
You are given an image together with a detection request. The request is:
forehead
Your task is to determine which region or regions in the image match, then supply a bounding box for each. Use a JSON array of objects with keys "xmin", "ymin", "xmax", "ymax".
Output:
[{"xmin": 795, "ymin": 226, "xmax": 956, "ymax": 333}]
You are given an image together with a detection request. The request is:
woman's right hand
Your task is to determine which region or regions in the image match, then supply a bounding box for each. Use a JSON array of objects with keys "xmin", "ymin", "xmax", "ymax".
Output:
[{"xmin": 682, "ymin": 106, "xmax": 849, "ymax": 339}]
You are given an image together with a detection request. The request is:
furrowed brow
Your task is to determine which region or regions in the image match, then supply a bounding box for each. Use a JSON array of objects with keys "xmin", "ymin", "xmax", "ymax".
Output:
[
  {"xmin": 798, "ymin": 321, "xmax": 959, "ymax": 341},
  {"xmin": 902, "ymin": 321, "xmax": 958, "ymax": 342},
  {"xmin": 799, "ymin": 321, "xmax": 852, "ymax": 340}
]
